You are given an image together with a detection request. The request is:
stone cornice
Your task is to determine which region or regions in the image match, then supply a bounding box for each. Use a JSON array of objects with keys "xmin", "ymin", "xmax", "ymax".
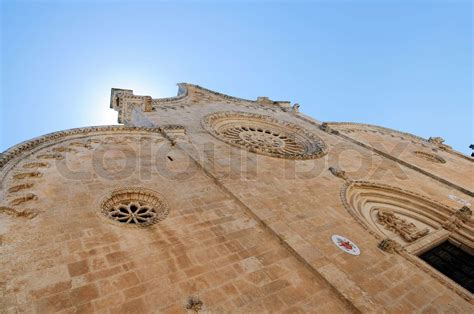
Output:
[
  {"xmin": 110, "ymin": 83, "xmax": 293, "ymax": 124},
  {"xmin": 324, "ymin": 122, "xmax": 472, "ymax": 161}
]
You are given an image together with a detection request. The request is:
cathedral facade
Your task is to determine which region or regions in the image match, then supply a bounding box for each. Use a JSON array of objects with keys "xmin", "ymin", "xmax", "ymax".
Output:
[{"xmin": 0, "ymin": 84, "xmax": 472, "ymax": 312}]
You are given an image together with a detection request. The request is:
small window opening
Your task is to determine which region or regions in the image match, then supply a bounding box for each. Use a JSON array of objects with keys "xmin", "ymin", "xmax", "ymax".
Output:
[{"xmin": 419, "ymin": 241, "xmax": 474, "ymax": 292}]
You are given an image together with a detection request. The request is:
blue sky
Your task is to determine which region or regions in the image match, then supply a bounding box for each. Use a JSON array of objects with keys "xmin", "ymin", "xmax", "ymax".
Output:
[{"xmin": 1, "ymin": 1, "xmax": 472, "ymax": 154}]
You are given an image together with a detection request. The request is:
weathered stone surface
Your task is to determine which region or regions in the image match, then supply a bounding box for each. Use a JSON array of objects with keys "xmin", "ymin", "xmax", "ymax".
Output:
[{"xmin": 0, "ymin": 83, "xmax": 472, "ymax": 312}]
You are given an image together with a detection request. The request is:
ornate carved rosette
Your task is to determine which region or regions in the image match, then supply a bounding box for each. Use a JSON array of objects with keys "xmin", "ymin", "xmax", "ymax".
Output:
[
  {"xmin": 99, "ymin": 187, "xmax": 169, "ymax": 227},
  {"xmin": 202, "ymin": 112, "xmax": 327, "ymax": 159},
  {"xmin": 413, "ymin": 151, "xmax": 446, "ymax": 164}
]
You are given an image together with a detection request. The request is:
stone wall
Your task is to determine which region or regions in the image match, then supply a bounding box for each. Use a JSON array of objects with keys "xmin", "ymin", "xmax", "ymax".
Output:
[{"xmin": 0, "ymin": 84, "xmax": 472, "ymax": 312}]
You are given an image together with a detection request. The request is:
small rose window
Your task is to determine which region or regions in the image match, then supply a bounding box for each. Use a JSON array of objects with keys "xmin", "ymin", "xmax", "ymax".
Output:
[{"xmin": 100, "ymin": 187, "xmax": 169, "ymax": 227}]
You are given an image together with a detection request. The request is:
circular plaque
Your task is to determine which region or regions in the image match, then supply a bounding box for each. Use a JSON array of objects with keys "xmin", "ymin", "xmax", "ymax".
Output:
[{"xmin": 331, "ymin": 234, "xmax": 360, "ymax": 256}]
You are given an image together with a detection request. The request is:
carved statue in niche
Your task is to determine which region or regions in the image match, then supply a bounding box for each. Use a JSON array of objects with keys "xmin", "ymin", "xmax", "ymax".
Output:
[{"xmin": 376, "ymin": 210, "xmax": 429, "ymax": 242}]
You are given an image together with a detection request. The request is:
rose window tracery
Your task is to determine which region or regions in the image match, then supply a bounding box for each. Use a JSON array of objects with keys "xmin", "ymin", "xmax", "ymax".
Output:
[
  {"xmin": 100, "ymin": 187, "xmax": 169, "ymax": 227},
  {"xmin": 203, "ymin": 112, "xmax": 327, "ymax": 159}
]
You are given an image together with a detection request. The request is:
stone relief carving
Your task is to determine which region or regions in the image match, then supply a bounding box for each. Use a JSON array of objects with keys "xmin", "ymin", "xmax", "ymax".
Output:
[
  {"xmin": 442, "ymin": 206, "xmax": 472, "ymax": 232},
  {"xmin": 376, "ymin": 210, "xmax": 429, "ymax": 242},
  {"xmin": 203, "ymin": 112, "xmax": 327, "ymax": 160},
  {"xmin": 341, "ymin": 181, "xmax": 473, "ymax": 300},
  {"xmin": 377, "ymin": 238, "xmax": 401, "ymax": 253}
]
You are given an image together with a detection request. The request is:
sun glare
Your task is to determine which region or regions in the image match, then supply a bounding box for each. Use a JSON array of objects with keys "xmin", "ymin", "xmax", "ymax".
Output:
[{"xmin": 83, "ymin": 75, "xmax": 166, "ymax": 126}]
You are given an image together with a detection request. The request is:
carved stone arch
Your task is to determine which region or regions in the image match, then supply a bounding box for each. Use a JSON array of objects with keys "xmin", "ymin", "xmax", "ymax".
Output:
[
  {"xmin": 341, "ymin": 181, "xmax": 473, "ymax": 300},
  {"xmin": 342, "ymin": 181, "xmax": 472, "ymax": 244}
]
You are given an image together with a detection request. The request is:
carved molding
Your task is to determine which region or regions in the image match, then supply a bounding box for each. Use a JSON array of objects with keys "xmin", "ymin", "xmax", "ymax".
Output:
[
  {"xmin": 325, "ymin": 122, "xmax": 472, "ymax": 162},
  {"xmin": 202, "ymin": 111, "xmax": 327, "ymax": 160},
  {"xmin": 1, "ymin": 126, "xmax": 165, "ymax": 221},
  {"xmin": 0, "ymin": 125, "xmax": 162, "ymax": 169}
]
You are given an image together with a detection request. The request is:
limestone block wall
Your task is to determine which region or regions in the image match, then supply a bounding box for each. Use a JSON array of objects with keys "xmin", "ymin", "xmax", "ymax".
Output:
[
  {"xmin": 0, "ymin": 127, "xmax": 351, "ymax": 312},
  {"xmin": 0, "ymin": 83, "xmax": 472, "ymax": 313}
]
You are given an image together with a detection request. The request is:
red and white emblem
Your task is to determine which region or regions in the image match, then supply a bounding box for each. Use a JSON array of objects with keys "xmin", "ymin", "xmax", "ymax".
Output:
[{"xmin": 331, "ymin": 235, "xmax": 360, "ymax": 256}]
